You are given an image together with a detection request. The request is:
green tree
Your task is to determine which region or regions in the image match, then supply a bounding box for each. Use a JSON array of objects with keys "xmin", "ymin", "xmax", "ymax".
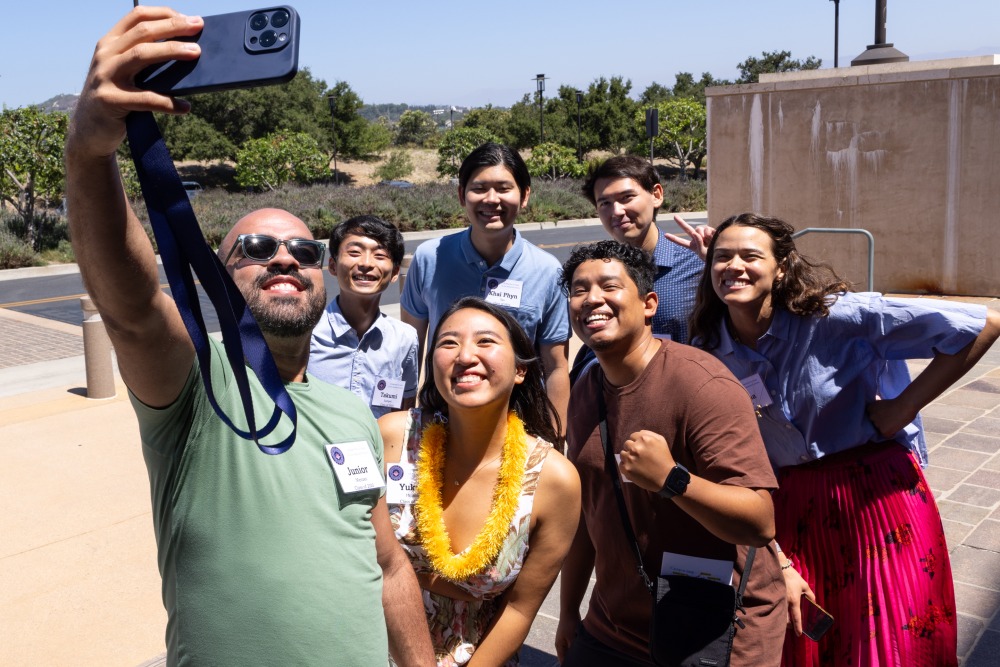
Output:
[
  {"xmin": 235, "ymin": 131, "xmax": 328, "ymax": 191},
  {"xmin": 525, "ymin": 142, "xmax": 584, "ymax": 181},
  {"xmin": 436, "ymin": 127, "xmax": 499, "ymax": 178},
  {"xmin": 736, "ymin": 51, "xmax": 821, "ymax": 84},
  {"xmin": 161, "ymin": 68, "xmax": 330, "ymax": 160},
  {"xmin": 637, "ymin": 98, "xmax": 707, "ymax": 180},
  {"xmin": 0, "ymin": 107, "xmax": 68, "ymax": 249},
  {"xmin": 162, "ymin": 115, "xmax": 235, "ymax": 162},
  {"xmin": 394, "ymin": 110, "xmax": 438, "ymax": 147},
  {"xmin": 506, "ymin": 94, "xmax": 541, "ymax": 150},
  {"xmin": 374, "ymin": 150, "xmax": 415, "ymax": 182},
  {"xmin": 670, "ymin": 72, "xmax": 730, "ymax": 104},
  {"xmin": 583, "ymin": 76, "xmax": 637, "ymax": 154},
  {"xmin": 326, "ymin": 81, "xmax": 392, "ymax": 159},
  {"xmin": 639, "ymin": 82, "xmax": 673, "ymax": 106},
  {"xmin": 461, "ymin": 105, "xmax": 512, "ymax": 145}
]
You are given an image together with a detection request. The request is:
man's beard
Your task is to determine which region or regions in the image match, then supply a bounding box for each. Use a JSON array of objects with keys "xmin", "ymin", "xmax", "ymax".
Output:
[{"xmin": 245, "ymin": 269, "xmax": 326, "ymax": 338}]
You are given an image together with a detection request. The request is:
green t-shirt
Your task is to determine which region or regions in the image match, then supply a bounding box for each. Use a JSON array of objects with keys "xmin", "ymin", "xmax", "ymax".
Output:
[{"xmin": 131, "ymin": 338, "xmax": 388, "ymax": 665}]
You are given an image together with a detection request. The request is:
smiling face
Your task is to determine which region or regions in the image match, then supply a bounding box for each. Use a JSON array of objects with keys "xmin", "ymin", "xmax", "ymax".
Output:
[
  {"xmin": 331, "ymin": 233, "xmax": 398, "ymax": 297},
  {"xmin": 458, "ymin": 164, "xmax": 530, "ymax": 236},
  {"xmin": 568, "ymin": 258, "xmax": 658, "ymax": 352},
  {"xmin": 431, "ymin": 307, "xmax": 526, "ymax": 413},
  {"xmin": 710, "ymin": 225, "xmax": 785, "ymax": 320},
  {"xmin": 593, "ymin": 177, "xmax": 664, "ymax": 253},
  {"xmin": 222, "ymin": 208, "xmax": 327, "ymax": 338}
]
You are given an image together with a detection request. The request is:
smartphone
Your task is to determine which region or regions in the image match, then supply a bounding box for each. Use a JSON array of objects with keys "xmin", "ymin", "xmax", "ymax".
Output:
[
  {"xmin": 801, "ymin": 595, "xmax": 834, "ymax": 642},
  {"xmin": 135, "ymin": 6, "xmax": 299, "ymax": 96}
]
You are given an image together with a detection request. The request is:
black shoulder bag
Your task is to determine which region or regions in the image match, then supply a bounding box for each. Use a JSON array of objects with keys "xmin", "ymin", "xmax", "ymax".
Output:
[{"xmin": 597, "ymin": 391, "xmax": 755, "ymax": 667}]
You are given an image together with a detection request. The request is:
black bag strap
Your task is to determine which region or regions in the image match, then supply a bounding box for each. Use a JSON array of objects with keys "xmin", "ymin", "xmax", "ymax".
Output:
[{"xmin": 596, "ymin": 387, "xmax": 756, "ymax": 604}]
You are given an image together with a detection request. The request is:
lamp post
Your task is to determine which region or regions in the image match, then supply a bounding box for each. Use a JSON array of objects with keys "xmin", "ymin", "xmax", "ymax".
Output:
[
  {"xmin": 535, "ymin": 74, "xmax": 546, "ymax": 143},
  {"xmin": 851, "ymin": 0, "xmax": 908, "ymax": 66},
  {"xmin": 830, "ymin": 0, "xmax": 841, "ymax": 68},
  {"xmin": 326, "ymin": 93, "xmax": 338, "ymax": 183},
  {"xmin": 575, "ymin": 90, "xmax": 584, "ymax": 162}
]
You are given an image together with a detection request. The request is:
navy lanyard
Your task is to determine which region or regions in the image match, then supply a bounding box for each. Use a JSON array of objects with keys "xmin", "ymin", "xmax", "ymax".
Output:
[{"xmin": 125, "ymin": 111, "xmax": 296, "ymax": 454}]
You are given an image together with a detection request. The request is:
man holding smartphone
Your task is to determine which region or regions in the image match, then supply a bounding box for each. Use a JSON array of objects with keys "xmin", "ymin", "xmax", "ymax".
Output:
[{"xmin": 65, "ymin": 7, "xmax": 433, "ymax": 665}]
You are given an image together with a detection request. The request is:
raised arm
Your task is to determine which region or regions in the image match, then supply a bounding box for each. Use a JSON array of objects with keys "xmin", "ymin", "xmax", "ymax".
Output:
[
  {"xmin": 66, "ymin": 7, "xmax": 204, "ymax": 407},
  {"xmin": 868, "ymin": 308, "xmax": 1000, "ymax": 436},
  {"xmin": 467, "ymin": 452, "xmax": 581, "ymax": 666},
  {"xmin": 618, "ymin": 429, "xmax": 775, "ymax": 546}
]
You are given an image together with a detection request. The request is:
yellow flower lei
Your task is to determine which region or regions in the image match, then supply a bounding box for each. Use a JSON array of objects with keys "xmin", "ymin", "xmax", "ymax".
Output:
[{"xmin": 414, "ymin": 411, "xmax": 529, "ymax": 581}]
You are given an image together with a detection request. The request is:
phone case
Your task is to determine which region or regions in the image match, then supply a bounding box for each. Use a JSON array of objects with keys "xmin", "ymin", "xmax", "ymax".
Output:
[
  {"xmin": 802, "ymin": 596, "xmax": 835, "ymax": 642},
  {"xmin": 135, "ymin": 6, "xmax": 299, "ymax": 96}
]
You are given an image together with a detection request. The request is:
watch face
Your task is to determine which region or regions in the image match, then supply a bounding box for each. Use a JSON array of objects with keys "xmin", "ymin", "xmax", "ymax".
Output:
[{"xmin": 668, "ymin": 465, "xmax": 690, "ymax": 495}]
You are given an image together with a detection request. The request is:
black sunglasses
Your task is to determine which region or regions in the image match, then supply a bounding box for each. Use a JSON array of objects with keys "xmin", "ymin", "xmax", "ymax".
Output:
[{"xmin": 224, "ymin": 234, "xmax": 326, "ymax": 267}]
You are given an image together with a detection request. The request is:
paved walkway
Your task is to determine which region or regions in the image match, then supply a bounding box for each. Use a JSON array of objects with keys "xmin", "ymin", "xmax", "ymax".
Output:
[{"xmin": 2, "ymin": 291, "xmax": 999, "ymax": 666}]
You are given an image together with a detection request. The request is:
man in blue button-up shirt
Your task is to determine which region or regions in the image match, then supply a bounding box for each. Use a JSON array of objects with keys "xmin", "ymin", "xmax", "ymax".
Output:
[{"xmin": 310, "ymin": 215, "xmax": 419, "ymax": 418}]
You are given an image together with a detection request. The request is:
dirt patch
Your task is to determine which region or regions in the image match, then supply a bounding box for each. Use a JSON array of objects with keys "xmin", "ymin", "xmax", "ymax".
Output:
[{"xmin": 336, "ymin": 148, "xmax": 445, "ymax": 187}]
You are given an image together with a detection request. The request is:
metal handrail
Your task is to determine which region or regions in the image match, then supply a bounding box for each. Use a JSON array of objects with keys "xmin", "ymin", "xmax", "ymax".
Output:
[{"xmin": 791, "ymin": 227, "xmax": 874, "ymax": 291}]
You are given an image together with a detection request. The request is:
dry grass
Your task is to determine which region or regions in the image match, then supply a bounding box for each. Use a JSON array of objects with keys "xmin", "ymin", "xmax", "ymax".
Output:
[{"xmin": 338, "ymin": 148, "xmax": 443, "ymax": 186}]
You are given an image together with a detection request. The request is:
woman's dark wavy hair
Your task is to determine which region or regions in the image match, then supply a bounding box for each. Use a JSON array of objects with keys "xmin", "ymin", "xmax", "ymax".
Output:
[
  {"xmin": 689, "ymin": 213, "xmax": 852, "ymax": 350},
  {"xmin": 418, "ymin": 296, "xmax": 561, "ymax": 444}
]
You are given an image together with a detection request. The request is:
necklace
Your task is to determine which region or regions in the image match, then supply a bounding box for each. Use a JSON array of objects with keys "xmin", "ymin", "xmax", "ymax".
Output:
[
  {"xmin": 451, "ymin": 450, "xmax": 503, "ymax": 486},
  {"xmin": 414, "ymin": 411, "xmax": 529, "ymax": 581}
]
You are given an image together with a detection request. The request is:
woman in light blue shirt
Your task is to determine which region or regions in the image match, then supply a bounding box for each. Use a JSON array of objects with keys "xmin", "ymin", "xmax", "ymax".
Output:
[{"xmin": 688, "ymin": 213, "xmax": 1000, "ymax": 667}]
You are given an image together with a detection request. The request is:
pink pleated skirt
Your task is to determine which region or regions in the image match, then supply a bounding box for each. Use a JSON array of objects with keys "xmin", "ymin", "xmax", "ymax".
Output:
[{"xmin": 774, "ymin": 442, "xmax": 957, "ymax": 667}]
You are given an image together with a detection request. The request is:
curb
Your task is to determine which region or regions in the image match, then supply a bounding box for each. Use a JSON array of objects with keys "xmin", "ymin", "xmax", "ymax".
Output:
[{"xmin": 0, "ymin": 213, "xmax": 709, "ymax": 283}]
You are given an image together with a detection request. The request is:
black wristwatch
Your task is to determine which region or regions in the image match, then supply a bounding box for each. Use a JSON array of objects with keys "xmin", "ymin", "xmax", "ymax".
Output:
[{"xmin": 658, "ymin": 464, "xmax": 691, "ymax": 499}]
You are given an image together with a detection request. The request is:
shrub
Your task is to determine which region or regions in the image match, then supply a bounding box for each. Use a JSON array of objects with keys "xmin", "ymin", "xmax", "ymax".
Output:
[
  {"xmin": 374, "ymin": 151, "xmax": 414, "ymax": 182},
  {"xmin": 235, "ymin": 131, "xmax": 329, "ymax": 191},
  {"xmin": 436, "ymin": 127, "xmax": 499, "ymax": 178},
  {"xmin": 660, "ymin": 178, "xmax": 707, "ymax": 212},
  {"xmin": 526, "ymin": 143, "xmax": 585, "ymax": 181},
  {"xmin": 0, "ymin": 227, "xmax": 41, "ymax": 269}
]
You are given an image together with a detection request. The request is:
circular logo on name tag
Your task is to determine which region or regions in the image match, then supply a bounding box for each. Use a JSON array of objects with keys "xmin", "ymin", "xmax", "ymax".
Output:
[
  {"xmin": 377, "ymin": 379, "xmax": 387, "ymax": 391},
  {"xmin": 487, "ymin": 278, "xmax": 499, "ymax": 290},
  {"xmin": 331, "ymin": 447, "xmax": 345, "ymax": 465},
  {"xmin": 388, "ymin": 464, "xmax": 404, "ymax": 481}
]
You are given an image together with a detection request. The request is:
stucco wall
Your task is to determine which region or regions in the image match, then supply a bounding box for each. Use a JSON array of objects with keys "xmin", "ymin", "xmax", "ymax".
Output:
[{"xmin": 705, "ymin": 56, "xmax": 1000, "ymax": 296}]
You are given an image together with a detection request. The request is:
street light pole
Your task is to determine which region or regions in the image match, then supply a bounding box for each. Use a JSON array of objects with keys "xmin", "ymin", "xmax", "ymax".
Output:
[
  {"xmin": 326, "ymin": 93, "xmax": 338, "ymax": 183},
  {"xmin": 831, "ymin": 0, "xmax": 840, "ymax": 68},
  {"xmin": 575, "ymin": 90, "xmax": 583, "ymax": 162},
  {"xmin": 535, "ymin": 74, "xmax": 546, "ymax": 144}
]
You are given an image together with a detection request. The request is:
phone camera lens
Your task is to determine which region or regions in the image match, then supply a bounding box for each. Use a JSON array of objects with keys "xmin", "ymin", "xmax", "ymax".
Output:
[
  {"xmin": 250, "ymin": 13, "xmax": 269, "ymax": 30},
  {"xmin": 259, "ymin": 30, "xmax": 277, "ymax": 48},
  {"xmin": 270, "ymin": 10, "xmax": 290, "ymax": 28}
]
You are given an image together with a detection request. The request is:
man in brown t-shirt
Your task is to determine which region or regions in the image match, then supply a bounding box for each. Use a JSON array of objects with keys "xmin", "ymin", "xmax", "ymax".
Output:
[{"xmin": 556, "ymin": 241, "xmax": 786, "ymax": 666}]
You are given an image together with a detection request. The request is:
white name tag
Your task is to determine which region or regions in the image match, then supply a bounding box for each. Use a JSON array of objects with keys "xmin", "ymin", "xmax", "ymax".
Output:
[
  {"xmin": 484, "ymin": 278, "xmax": 523, "ymax": 308},
  {"xmin": 371, "ymin": 377, "xmax": 406, "ymax": 409},
  {"xmin": 740, "ymin": 373, "xmax": 773, "ymax": 408},
  {"xmin": 326, "ymin": 440, "xmax": 385, "ymax": 494},
  {"xmin": 661, "ymin": 552, "xmax": 733, "ymax": 585},
  {"xmin": 385, "ymin": 462, "xmax": 418, "ymax": 504},
  {"xmin": 614, "ymin": 454, "xmax": 634, "ymax": 483}
]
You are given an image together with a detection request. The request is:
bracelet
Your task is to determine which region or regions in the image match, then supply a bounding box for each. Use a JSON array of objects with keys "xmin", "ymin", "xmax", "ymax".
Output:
[{"xmin": 780, "ymin": 560, "xmax": 795, "ymax": 570}]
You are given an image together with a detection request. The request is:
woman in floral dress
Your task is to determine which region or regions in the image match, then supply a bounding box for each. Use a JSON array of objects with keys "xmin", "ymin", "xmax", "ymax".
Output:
[{"xmin": 379, "ymin": 296, "xmax": 581, "ymax": 666}]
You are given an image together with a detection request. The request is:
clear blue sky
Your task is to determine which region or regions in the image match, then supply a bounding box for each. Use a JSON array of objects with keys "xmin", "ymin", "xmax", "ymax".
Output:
[{"xmin": 3, "ymin": 1, "xmax": 998, "ymax": 110}]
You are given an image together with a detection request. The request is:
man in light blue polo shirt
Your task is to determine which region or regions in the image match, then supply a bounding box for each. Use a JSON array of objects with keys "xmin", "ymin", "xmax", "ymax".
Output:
[
  {"xmin": 400, "ymin": 143, "xmax": 571, "ymax": 430},
  {"xmin": 311, "ymin": 215, "xmax": 419, "ymax": 418}
]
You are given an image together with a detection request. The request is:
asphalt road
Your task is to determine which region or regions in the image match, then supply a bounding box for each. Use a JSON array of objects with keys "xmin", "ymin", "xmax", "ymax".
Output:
[{"xmin": 0, "ymin": 216, "xmax": 707, "ymax": 329}]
